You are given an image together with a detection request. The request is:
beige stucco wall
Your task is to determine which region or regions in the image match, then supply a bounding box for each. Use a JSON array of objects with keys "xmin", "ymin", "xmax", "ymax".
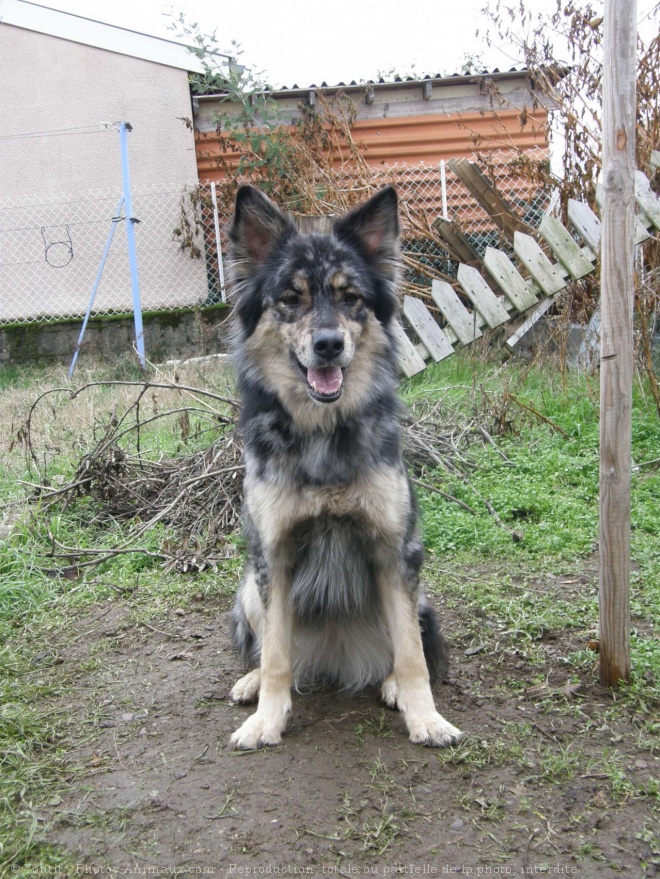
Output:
[
  {"xmin": 0, "ymin": 24, "xmax": 210, "ymax": 321},
  {"xmin": 0, "ymin": 24, "xmax": 199, "ymax": 195}
]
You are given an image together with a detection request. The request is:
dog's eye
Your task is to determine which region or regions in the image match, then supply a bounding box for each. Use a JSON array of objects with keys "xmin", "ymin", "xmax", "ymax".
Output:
[
  {"xmin": 279, "ymin": 294, "xmax": 301, "ymax": 308},
  {"xmin": 343, "ymin": 292, "xmax": 359, "ymax": 305}
]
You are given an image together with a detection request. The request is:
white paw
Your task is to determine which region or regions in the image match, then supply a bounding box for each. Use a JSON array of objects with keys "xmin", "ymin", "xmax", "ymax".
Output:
[
  {"xmin": 407, "ymin": 712, "xmax": 463, "ymax": 748},
  {"xmin": 230, "ymin": 709, "xmax": 289, "ymax": 750},
  {"xmin": 380, "ymin": 674, "xmax": 399, "ymax": 709},
  {"xmin": 230, "ymin": 669, "xmax": 261, "ymax": 704}
]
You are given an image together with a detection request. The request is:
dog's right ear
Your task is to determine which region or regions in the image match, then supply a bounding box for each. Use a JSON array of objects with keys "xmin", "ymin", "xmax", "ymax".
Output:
[{"xmin": 228, "ymin": 185, "xmax": 295, "ymax": 276}]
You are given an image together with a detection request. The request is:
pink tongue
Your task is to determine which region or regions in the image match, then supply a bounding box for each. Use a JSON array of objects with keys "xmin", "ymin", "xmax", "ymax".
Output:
[{"xmin": 307, "ymin": 366, "xmax": 343, "ymax": 396}]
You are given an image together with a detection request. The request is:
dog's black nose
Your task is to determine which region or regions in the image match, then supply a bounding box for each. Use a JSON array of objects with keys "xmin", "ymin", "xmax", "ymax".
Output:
[{"xmin": 313, "ymin": 329, "xmax": 344, "ymax": 360}]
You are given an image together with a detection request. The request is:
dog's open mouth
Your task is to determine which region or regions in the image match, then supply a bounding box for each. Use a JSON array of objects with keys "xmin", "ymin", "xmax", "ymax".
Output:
[
  {"xmin": 295, "ymin": 359, "xmax": 344, "ymax": 402},
  {"xmin": 308, "ymin": 365, "xmax": 343, "ymax": 400}
]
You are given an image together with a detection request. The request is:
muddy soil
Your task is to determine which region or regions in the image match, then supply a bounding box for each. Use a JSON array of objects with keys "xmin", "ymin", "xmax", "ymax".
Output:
[{"xmin": 36, "ymin": 587, "xmax": 659, "ymax": 878}]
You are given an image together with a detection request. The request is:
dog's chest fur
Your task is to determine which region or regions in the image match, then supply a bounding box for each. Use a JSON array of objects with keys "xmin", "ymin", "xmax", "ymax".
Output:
[
  {"xmin": 245, "ymin": 428, "xmax": 411, "ymax": 548},
  {"xmin": 243, "ymin": 418, "xmax": 414, "ymax": 623}
]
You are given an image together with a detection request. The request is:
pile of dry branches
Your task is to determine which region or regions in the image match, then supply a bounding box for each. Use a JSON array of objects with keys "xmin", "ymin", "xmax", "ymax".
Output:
[{"xmin": 19, "ymin": 380, "xmax": 242, "ymax": 574}]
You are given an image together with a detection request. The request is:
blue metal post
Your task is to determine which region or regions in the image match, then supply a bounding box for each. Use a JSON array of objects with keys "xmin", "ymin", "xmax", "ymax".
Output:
[
  {"xmin": 68, "ymin": 196, "xmax": 124, "ymax": 380},
  {"xmin": 119, "ymin": 121, "xmax": 146, "ymax": 370}
]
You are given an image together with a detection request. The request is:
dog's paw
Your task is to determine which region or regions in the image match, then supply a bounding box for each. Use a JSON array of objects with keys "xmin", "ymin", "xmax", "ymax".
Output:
[
  {"xmin": 380, "ymin": 674, "xmax": 399, "ymax": 709},
  {"xmin": 230, "ymin": 669, "xmax": 261, "ymax": 704},
  {"xmin": 407, "ymin": 712, "xmax": 463, "ymax": 748},
  {"xmin": 230, "ymin": 710, "xmax": 288, "ymax": 750}
]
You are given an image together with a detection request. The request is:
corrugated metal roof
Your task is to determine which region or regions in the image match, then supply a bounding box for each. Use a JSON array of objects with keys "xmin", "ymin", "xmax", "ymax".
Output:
[
  {"xmin": 194, "ymin": 67, "xmax": 543, "ymax": 101},
  {"xmin": 274, "ymin": 67, "xmax": 537, "ymax": 94}
]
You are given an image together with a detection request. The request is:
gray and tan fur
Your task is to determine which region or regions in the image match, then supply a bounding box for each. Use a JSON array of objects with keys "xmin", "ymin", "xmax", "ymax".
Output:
[{"xmin": 227, "ymin": 184, "xmax": 462, "ymax": 749}]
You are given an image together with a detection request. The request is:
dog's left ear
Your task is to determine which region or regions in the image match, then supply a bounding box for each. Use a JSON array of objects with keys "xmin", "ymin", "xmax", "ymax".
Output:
[
  {"xmin": 333, "ymin": 186, "xmax": 400, "ymax": 280},
  {"xmin": 229, "ymin": 184, "xmax": 296, "ymax": 276}
]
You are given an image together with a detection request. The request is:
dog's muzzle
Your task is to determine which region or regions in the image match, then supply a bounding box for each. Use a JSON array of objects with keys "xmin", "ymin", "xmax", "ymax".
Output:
[{"xmin": 294, "ymin": 329, "xmax": 348, "ymax": 403}]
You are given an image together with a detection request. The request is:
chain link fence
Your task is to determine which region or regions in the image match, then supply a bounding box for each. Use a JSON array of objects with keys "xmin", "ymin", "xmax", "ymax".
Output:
[
  {"xmin": 0, "ymin": 150, "xmax": 551, "ymax": 325},
  {"xmin": 0, "ymin": 184, "xmax": 211, "ymax": 324}
]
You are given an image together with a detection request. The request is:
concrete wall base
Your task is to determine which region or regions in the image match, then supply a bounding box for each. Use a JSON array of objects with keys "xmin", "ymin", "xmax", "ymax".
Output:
[{"xmin": 0, "ymin": 306, "xmax": 231, "ymax": 368}]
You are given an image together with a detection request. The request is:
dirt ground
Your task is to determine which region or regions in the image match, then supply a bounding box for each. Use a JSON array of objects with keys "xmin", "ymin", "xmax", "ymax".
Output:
[{"xmin": 34, "ymin": 580, "xmax": 659, "ymax": 878}]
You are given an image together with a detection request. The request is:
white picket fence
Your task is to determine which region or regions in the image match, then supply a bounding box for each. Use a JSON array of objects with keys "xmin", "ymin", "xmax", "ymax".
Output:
[{"xmin": 395, "ymin": 154, "xmax": 660, "ymax": 376}]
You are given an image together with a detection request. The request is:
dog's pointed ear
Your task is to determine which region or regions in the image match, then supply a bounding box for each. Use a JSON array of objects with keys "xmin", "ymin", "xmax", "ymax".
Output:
[
  {"xmin": 229, "ymin": 185, "xmax": 296, "ymax": 275},
  {"xmin": 333, "ymin": 186, "xmax": 400, "ymax": 279}
]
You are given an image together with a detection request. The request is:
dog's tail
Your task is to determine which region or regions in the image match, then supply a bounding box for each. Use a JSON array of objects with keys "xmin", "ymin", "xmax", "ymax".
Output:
[{"xmin": 418, "ymin": 599, "xmax": 450, "ymax": 683}]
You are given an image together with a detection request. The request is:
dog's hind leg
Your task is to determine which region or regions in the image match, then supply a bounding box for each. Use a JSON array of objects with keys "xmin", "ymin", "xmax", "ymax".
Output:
[
  {"xmin": 231, "ymin": 668, "xmax": 261, "ymax": 703},
  {"xmin": 229, "ymin": 565, "xmax": 293, "ymax": 750},
  {"xmin": 229, "ymin": 572, "xmax": 264, "ymax": 703},
  {"xmin": 380, "ymin": 673, "xmax": 398, "ymax": 708},
  {"xmin": 230, "ymin": 570, "xmax": 263, "ymax": 660},
  {"xmin": 380, "ymin": 571, "xmax": 462, "ymax": 747}
]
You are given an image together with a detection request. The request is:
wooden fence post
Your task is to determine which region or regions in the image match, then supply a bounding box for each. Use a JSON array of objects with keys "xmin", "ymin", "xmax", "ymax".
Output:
[{"xmin": 598, "ymin": 0, "xmax": 637, "ymax": 687}]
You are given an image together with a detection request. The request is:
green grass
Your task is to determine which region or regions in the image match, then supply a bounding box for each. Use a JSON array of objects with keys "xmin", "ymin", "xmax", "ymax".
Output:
[
  {"xmin": 403, "ymin": 357, "xmax": 660, "ymax": 563},
  {"xmin": 1, "ymin": 352, "xmax": 659, "ymax": 868}
]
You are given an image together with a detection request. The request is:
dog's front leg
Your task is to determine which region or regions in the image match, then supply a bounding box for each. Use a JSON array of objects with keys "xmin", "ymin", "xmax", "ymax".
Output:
[
  {"xmin": 230, "ymin": 567, "xmax": 293, "ymax": 750},
  {"xmin": 380, "ymin": 569, "xmax": 462, "ymax": 747}
]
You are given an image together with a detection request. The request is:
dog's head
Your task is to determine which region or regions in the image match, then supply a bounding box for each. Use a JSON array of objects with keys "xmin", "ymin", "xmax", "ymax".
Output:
[{"xmin": 228, "ymin": 186, "xmax": 401, "ymax": 427}]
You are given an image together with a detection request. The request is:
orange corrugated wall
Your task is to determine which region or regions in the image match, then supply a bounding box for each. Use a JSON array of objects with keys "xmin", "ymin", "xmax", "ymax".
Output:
[{"xmin": 195, "ymin": 107, "xmax": 549, "ymax": 180}]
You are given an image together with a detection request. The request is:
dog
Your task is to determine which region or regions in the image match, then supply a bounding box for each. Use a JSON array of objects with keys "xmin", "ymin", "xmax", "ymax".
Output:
[{"xmin": 226, "ymin": 183, "xmax": 462, "ymax": 749}]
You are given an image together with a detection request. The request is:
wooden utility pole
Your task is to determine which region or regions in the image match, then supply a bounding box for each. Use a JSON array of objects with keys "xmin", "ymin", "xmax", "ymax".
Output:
[{"xmin": 599, "ymin": 0, "xmax": 637, "ymax": 687}]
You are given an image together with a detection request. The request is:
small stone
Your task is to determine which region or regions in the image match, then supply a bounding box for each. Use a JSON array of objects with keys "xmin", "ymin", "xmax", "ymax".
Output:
[
  {"xmin": 449, "ymin": 818, "xmax": 465, "ymax": 830},
  {"xmin": 31, "ymin": 650, "xmax": 53, "ymax": 665},
  {"xmin": 174, "ymin": 608, "xmax": 186, "ymax": 616},
  {"xmin": 593, "ymin": 790, "xmax": 609, "ymax": 809},
  {"xmin": 121, "ymin": 713, "xmax": 134, "ymax": 722}
]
